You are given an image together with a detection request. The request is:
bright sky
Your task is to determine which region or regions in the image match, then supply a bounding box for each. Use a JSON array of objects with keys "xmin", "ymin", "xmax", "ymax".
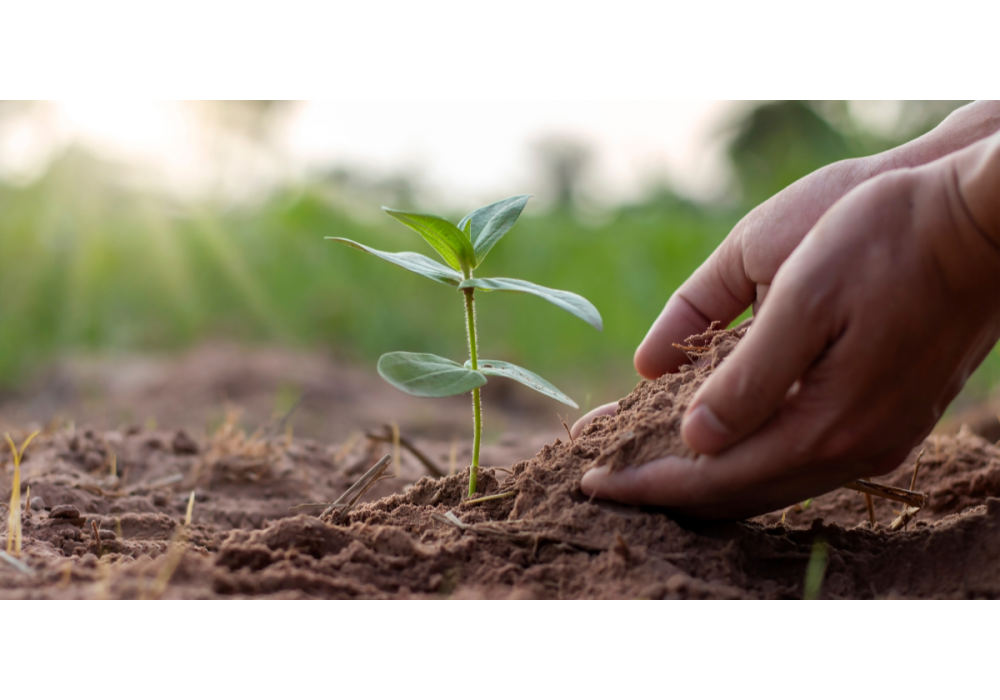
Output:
[{"xmin": 0, "ymin": 100, "xmax": 739, "ymax": 206}]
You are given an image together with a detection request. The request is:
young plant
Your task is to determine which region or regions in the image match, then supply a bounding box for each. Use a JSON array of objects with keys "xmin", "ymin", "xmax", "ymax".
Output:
[
  {"xmin": 328, "ymin": 195, "xmax": 602, "ymax": 497},
  {"xmin": 5, "ymin": 430, "xmax": 40, "ymax": 556}
]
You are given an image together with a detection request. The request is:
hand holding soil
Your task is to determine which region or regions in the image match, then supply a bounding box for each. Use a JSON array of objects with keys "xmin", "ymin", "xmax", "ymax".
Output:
[{"xmin": 580, "ymin": 103, "xmax": 1000, "ymax": 518}]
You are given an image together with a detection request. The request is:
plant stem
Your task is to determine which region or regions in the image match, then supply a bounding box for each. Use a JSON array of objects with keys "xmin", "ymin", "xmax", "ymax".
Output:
[{"xmin": 462, "ymin": 285, "xmax": 482, "ymax": 497}]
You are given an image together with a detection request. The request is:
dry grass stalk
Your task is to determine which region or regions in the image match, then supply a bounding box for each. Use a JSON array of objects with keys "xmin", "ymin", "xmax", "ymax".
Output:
[
  {"xmin": 864, "ymin": 490, "xmax": 877, "ymax": 527},
  {"xmin": 289, "ymin": 455, "xmax": 394, "ymax": 524},
  {"xmin": 844, "ymin": 479, "xmax": 925, "ymax": 508},
  {"xmin": 145, "ymin": 534, "xmax": 188, "ymax": 600},
  {"xmin": 5, "ymin": 430, "xmax": 40, "ymax": 556},
  {"xmin": 890, "ymin": 450, "xmax": 926, "ymax": 531},
  {"xmin": 0, "ymin": 550, "xmax": 34, "ymax": 575},
  {"xmin": 366, "ymin": 425, "xmax": 445, "ymax": 478},
  {"xmin": 464, "ymin": 490, "xmax": 516, "ymax": 506},
  {"xmin": 91, "ymin": 521, "xmax": 103, "ymax": 551},
  {"xmin": 322, "ymin": 455, "xmax": 393, "ymax": 524},
  {"xmin": 184, "ymin": 490, "xmax": 196, "ymax": 526},
  {"xmin": 559, "ymin": 415, "xmax": 574, "ymax": 444},
  {"xmin": 192, "ymin": 409, "xmax": 280, "ymax": 486}
]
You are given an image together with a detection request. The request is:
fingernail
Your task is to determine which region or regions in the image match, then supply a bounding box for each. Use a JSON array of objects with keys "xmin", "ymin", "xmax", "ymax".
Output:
[
  {"xmin": 682, "ymin": 404, "xmax": 731, "ymax": 451},
  {"xmin": 580, "ymin": 465, "xmax": 610, "ymax": 493}
]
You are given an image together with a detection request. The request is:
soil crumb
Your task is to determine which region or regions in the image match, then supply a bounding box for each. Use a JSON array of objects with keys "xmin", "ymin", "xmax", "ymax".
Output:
[{"xmin": 4, "ymin": 326, "xmax": 1000, "ymax": 599}]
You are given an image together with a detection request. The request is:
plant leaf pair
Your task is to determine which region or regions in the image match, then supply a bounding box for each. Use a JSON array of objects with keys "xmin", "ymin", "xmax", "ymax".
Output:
[
  {"xmin": 458, "ymin": 194, "xmax": 531, "ymax": 266},
  {"xmin": 378, "ymin": 195, "xmax": 530, "ymax": 272},
  {"xmin": 378, "ymin": 352, "xmax": 577, "ymax": 407}
]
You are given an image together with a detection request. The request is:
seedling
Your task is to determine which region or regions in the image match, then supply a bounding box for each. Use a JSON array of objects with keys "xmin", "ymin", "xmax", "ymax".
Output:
[
  {"xmin": 328, "ymin": 196, "xmax": 602, "ymax": 497},
  {"xmin": 5, "ymin": 430, "xmax": 40, "ymax": 556}
]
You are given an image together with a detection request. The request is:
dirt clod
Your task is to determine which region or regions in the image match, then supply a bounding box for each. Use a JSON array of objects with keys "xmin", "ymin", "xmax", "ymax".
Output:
[{"xmin": 49, "ymin": 505, "xmax": 82, "ymax": 521}]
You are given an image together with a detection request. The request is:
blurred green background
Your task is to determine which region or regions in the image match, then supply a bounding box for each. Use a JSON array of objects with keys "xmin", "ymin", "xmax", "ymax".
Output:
[{"xmin": 1, "ymin": 100, "xmax": 996, "ymax": 411}]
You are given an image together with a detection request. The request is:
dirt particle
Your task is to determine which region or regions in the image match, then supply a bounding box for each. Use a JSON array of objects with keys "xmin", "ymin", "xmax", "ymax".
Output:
[
  {"xmin": 172, "ymin": 430, "xmax": 200, "ymax": 455},
  {"xmin": 50, "ymin": 504, "xmax": 82, "ymax": 521}
]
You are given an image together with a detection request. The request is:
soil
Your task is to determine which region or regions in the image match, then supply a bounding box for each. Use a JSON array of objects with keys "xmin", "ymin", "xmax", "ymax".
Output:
[{"xmin": 2, "ymin": 333, "xmax": 1000, "ymax": 599}]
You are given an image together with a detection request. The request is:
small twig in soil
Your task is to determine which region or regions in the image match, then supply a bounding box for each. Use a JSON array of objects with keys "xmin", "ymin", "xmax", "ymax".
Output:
[
  {"xmin": 0, "ymin": 550, "xmax": 35, "ymax": 575},
  {"xmin": 184, "ymin": 490, "xmax": 196, "ymax": 527},
  {"xmin": 24, "ymin": 486, "xmax": 30, "ymax": 517},
  {"xmin": 558, "ymin": 415, "xmax": 574, "ymax": 444},
  {"xmin": 91, "ymin": 521, "xmax": 103, "ymax": 551},
  {"xmin": 324, "ymin": 454, "xmax": 393, "ymax": 524},
  {"xmin": 843, "ymin": 479, "xmax": 925, "ymax": 509},
  {"xmin": 366, "ymin": 427, "xmax": 445, "ymax": 478},
  {"xmin": 890, "ymin": 506, "xmax": 922, "ymax": 532},
  {"xmin": 124, "ymin": 472, "xmax": 184, "ymax": 495},
  {"xmin": 464, "ymin": 491, "xmax": 516, "ymax": 506},
  {"xmin": 291, "ymin": 455, "xmax": 393, "ymax": 524},
  {"xmin": 909, "ymin": 449, "xmax": 924, "ymax": 492},
  {"xmin": 863, "ymin": 486, "xmax": 877, "ymax": 528},
  {"xmin": 431, "ymin": 510, "xmax": 607, "ymax": 555},
  {"xmin": 890, "ymin": 450, "xmax": 926, "ymax": 532}
]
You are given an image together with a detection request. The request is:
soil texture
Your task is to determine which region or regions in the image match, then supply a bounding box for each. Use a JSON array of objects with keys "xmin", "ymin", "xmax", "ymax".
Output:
[{"xmin": 3, "ymin": 330, "xmax": 1000, "ymax": 599}]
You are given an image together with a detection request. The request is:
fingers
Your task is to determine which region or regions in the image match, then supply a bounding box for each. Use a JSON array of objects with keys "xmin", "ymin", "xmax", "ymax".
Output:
[
  {"xmin": 581, "ymin": 402, "xmax": 852, "ymax": 519},
  {"xmin": 581, "ymin": 454, "xmax": 816, "ymax": 520},
  {"xmin": 571, "ymin": 402, "xmax": 618, "ymax": 439},
  {"xmin": 681, "ymin": 276, "xmax": 837, "ymax": 456},
  {"xmin": 634, "ymin": 234, "xmax": 755, "ymax": 379}
]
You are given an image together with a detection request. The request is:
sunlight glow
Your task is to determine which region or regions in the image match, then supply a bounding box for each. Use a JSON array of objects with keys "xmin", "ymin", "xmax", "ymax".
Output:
[{"xmin": 1, "ymin": 100, "xmax": 738, "ymax": 205}]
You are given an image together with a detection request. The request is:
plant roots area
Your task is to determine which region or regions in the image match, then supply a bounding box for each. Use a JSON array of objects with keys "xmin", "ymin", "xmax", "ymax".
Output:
[{"xmin": 2, "ymin": 334, "xmax": 1000, "ymax": 599}]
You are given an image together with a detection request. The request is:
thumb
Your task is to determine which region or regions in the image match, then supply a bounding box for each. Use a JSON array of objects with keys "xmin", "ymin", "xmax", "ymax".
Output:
[{"xmin": 682, "ymin": 280, "xmax": 837, "ymax": 455}]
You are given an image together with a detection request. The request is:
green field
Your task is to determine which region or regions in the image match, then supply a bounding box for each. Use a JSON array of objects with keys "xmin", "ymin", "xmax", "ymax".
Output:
[{"xmin": 1, "ymin": 101, "xmax": 996, "ymax": 409}]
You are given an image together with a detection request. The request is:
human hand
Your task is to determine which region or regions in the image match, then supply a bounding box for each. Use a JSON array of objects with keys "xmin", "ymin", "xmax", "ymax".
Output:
[
  {"xmin": 579, "ymin": 132, "xmax": 1000, "ymax": 518},
  {"xmin": 571, "ymin": 153, "xmax": 884, "ymax": 434}
]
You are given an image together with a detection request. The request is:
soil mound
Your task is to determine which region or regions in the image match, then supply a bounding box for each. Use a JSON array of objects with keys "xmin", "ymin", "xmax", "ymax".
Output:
[{"xmin": 3, "ymin": 326, "xmax": 1000, "ymax": 599}]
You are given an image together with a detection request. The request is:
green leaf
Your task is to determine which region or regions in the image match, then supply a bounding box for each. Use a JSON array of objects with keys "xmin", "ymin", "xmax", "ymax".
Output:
[
  {"xmin": 458, "ymin": 277, "xmax": 603, "ymax": 331},
  {"xmin": 378, "ymin": 352, "xmax": 486, "ymax": 398},
  {"xmin": 466, "ymin": 359, "xmax": 577, "ymax": 408},
  {"xmin": 326, "ymin": 238, "xmax": 462, "ymax": 286},
  {"xmin": 382, "ymin": 208, "xmax": 476, "ymax": 272},
  {"xmin": 458, "ymin": 195, "xmax": 531, "ymax": 265}
]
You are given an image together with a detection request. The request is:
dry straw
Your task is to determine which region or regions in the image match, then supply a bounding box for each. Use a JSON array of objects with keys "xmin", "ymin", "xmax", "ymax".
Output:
[{"xmin": 5, "ymin": 430, "xmax": 40, "ymax": 557}]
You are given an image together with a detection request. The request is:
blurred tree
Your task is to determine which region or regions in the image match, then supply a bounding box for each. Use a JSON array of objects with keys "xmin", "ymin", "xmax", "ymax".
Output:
[
  {"xmin": 532, "ymin": 137, "xmax": 593, "ymax": 209},
  {"xmin": 725, "ymin": 100, "xmax": 973, "ymax": 208},
  {"xmin": 725, "ymin": 100, "xmax": 855, "ymax": 207}
]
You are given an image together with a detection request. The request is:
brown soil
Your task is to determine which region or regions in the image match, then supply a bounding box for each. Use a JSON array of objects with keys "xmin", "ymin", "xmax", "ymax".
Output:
[{"xmin": 3, "ymin": 332, "xmax": 1000, "ymax": 599}]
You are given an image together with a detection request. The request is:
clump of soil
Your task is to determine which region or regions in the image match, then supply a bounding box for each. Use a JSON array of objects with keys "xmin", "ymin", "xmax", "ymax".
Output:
[
  {"xmin": 4, "ymin": 326, "xmax": 1000, "ymax": 599},
  {"xmin": 589, "ymin": 321, "xmax": 747, "ymax": 470}
]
